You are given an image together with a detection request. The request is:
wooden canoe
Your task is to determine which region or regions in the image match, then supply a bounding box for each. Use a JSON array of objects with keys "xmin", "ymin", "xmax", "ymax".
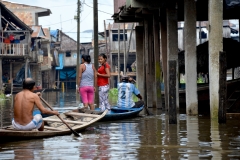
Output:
[
  {"xmin": 92, "ymin": 105, "xmax": 144, "ymax": 121},
  {"xmin": 0, "ymin": 109, "xmax": 108, "ymax": 141}
]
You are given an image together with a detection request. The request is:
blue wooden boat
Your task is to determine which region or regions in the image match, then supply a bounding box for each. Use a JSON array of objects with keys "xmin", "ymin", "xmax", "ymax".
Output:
[
  {"xmin": 95, "ymin": 105, "xmax": 144, "ymax": 121},
  {"xmin": 34, "ymin": 105, "xmax": 144, "ymax": 121}
]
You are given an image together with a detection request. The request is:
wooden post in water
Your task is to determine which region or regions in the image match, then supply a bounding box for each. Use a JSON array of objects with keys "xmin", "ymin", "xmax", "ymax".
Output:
[
  {"xmin": 118, "ymin": 24, "xmax": 120, "ymax": 83},
  {"xmin": 153, "ymin": 12, "xmax": 162, "ymax": 109},
  {"xmin": 135, "ymin": 26, "xmax": 145, "ymax": 102},
  {"xmin": 167, "ymin": 6, "xmax": 179, "ymax": 110},
  {"xmin": 123, "ymin": 23, "xmax": 126, "ymax": 75},
  {"xmin": 218, "ymin": 51, "xmax": 227, "ymax": 123},
  {"xmin": 144, "ymin": 17, "xmax": 154, "ymax": 108},
  {"xmin": 93, "ymin": 0, "xmax": 99, "ymax": 106},
  {"xmin": 169, "ymin": 60, "xmax": 177, "ymax": 124},
  {"xmin": 160, "ymin": 9, "xmax": 168, "ymax": 111}
]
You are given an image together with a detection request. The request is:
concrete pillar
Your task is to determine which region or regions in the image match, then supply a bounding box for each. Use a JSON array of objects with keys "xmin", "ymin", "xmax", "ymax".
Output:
[
  {"xmin": 153, "ymin": 12, "xmax": 163, "ymax": 109},
  {"xmin": 209, "ymin": 0, "xmax": 223, "ymax": 120},
  {"xmin": 184, "ymin": 0, "xmax": 198, "ymax": 115},
  {"xmin": 0, "ymin": 58, "xmax": 2, "ymax": 90},
  {"xmin": 167, "ymin": 7, "xmax": 179, "ymax": 110},
  {"xmin": 160, "ymin": 10, "xmax": 168, "ymax": 110},
  {"xmin": 144, "ymin": 17, "xmax": 154, "ymax": 108},
  {"xmin": 135, "ymin": 26, "xmax": 145, "ymax": 99}
]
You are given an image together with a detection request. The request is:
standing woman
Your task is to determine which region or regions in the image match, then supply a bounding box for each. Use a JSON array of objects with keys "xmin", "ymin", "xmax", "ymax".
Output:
[
  {"xmin": 77, "ymin": 54, "xmax": 97, "ymax": 110},
  {"xmin": 97, "ymin": 53, "xmax": 111, "ymax": 111}
]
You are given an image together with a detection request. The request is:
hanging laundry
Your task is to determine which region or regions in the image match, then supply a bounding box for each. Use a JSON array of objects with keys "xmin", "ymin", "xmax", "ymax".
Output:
[
  {"xmin": 4, "ymin": 38, "xmax": 10, "ymax": 44},
  {"xmin": 20, "ymin": 35, "xmax": 25, "ymax": 40},
  {"xmin": 9, "ymin": 34, "xmax": 15, "ymax": 41}
]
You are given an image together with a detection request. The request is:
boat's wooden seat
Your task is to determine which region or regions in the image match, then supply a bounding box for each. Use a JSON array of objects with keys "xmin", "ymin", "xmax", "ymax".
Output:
[
  {"xmin": 43, "ymin": 118, "xmax": 86, "ymax": 125},
  {"xmin": 44, "ymin": 126, "xmax": 66, "ymax": 131}
]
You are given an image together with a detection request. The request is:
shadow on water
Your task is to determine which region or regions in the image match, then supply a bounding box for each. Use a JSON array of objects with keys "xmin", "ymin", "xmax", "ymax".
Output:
[{"xmin": 1, "ymin": 89, "xmax": 240, "ymax": 159}]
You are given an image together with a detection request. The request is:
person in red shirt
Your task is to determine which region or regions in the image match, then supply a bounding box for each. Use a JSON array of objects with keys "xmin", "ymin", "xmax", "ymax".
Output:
[{"xmin": 97, "ymin": 53, "xmax": 111, "ymax": 111}]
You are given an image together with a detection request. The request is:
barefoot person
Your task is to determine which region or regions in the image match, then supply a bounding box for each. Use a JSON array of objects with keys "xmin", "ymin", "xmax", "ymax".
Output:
[{"xmin": 12, "ymin": 78, "xmax": 59, "ymax": 131}]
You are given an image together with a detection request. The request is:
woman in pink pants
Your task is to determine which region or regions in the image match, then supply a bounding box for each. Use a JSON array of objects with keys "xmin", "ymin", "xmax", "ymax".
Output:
[{"xmin": 77, "ymin": 54, "xmax": 97, "ymax": 110}]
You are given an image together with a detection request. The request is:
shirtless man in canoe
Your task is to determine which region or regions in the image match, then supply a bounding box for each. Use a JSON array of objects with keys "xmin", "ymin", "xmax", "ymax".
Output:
[{"xmin": 12, "ymin": 78, "xmax": 59, "ymax": 131}]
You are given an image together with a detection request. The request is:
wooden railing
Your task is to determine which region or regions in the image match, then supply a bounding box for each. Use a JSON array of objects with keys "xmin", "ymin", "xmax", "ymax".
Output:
[{"xmin": 0, "ymin": 43, "xmax": 27, "ymax": 56}]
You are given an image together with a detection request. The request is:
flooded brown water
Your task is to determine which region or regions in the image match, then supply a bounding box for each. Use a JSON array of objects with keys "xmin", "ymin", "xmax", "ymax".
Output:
[{"xmin": 1, "ymin": 90, "xmax": 240, "ymax": 159}]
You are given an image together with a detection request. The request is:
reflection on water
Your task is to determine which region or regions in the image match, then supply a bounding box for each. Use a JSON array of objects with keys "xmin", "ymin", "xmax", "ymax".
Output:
[{"xmin": 1, "ymin": 90, "xmax": 240, "ymax": 159}]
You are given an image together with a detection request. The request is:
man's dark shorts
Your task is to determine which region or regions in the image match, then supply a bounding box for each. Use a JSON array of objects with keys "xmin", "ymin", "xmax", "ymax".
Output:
[{"xmin": 132, "ymin": 101, "xmax": 144, "ymax": 108}]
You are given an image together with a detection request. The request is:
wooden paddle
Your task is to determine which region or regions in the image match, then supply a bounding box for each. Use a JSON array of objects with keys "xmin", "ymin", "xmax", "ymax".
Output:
[{"xmin": 40, "ymin": 97, "xmax": 81, "ymax": 137}]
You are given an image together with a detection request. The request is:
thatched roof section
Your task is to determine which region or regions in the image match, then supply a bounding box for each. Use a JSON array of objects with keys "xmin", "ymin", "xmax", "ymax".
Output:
[{"xmin": 178, "ymin": 38, "xmax": 240, "ymax": 73}]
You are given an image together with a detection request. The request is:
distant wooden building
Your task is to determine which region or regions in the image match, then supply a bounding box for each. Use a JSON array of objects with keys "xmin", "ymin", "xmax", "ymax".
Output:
[
  {"xmin": 52, "ymin": 30, "xmax": 85, "ymax": 89},
  {"xmin": 108, "ymin": 23, "xmax": 136, "ymax": 87},
  {"xmin": 0, "ymin": 2, "xmax": 32, "ymax": 91},
  {"xmin": 2, "ymin": 0, "xmax": 51, "ymax": 26},
  {"xmin": 1, "ymin": 1, "xmax": 55, "ymax": 91}
]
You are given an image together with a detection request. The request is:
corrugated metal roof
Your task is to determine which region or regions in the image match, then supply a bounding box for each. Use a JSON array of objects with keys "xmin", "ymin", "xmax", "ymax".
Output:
[
  {"xmin": 0, "ymin": 2, "xmax": 32, "ymax": 31},
  {"xmin": 2, "ymin": 0, "xmax": 52, "ymax": 15},
  {"xmin": 114, "ymin": 0, "xmax": 126, "ymax": 14},
  {"xmin": 43, "ymin": 28, "xmax": 50, "ymax": 39},
  {"xmin": 30, "ymin": 25, "xmax": 46, "ymax": 38},
  {"xmin": 2, "ymin": 1, "xmax": 51, "ymax": 26},
  {"xmin": 110, "ymin": 23, "xmax": 135, "ymax": 30}
]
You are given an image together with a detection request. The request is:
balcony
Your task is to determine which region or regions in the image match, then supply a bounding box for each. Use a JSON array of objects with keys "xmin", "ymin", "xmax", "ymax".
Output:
[{"xmin": 0, "ymin": 43, "xmax": 28, "ymax": 57}]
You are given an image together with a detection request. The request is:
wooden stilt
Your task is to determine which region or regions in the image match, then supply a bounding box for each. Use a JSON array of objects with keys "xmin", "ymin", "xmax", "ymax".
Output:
[
  {"xmin": 168, "ymin": 60, "xmax": 177, "ymax": 124},
  {"xmin": 219, "ymin": 51, "xmax": 227, "ymax": 123}
]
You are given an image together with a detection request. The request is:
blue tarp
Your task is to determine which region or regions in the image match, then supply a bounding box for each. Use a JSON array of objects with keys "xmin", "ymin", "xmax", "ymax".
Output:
[
  {"xmin": 56, "ymin": 53, "xmax": 76, "ymax": 80},
  {"xmin": 50, "ymin": 30, "xmax": 59, "ymax": 38},
  {"xmin": 13, "ymin": 65, "xmax": 32, "ymax": 85},
  {"xmin": 59, "ymin": 68, "xmax": 76, "ymax": 80},
  {"xmin": 56, "ymin": 54, "xmax": 63, "ymax": 70}
]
